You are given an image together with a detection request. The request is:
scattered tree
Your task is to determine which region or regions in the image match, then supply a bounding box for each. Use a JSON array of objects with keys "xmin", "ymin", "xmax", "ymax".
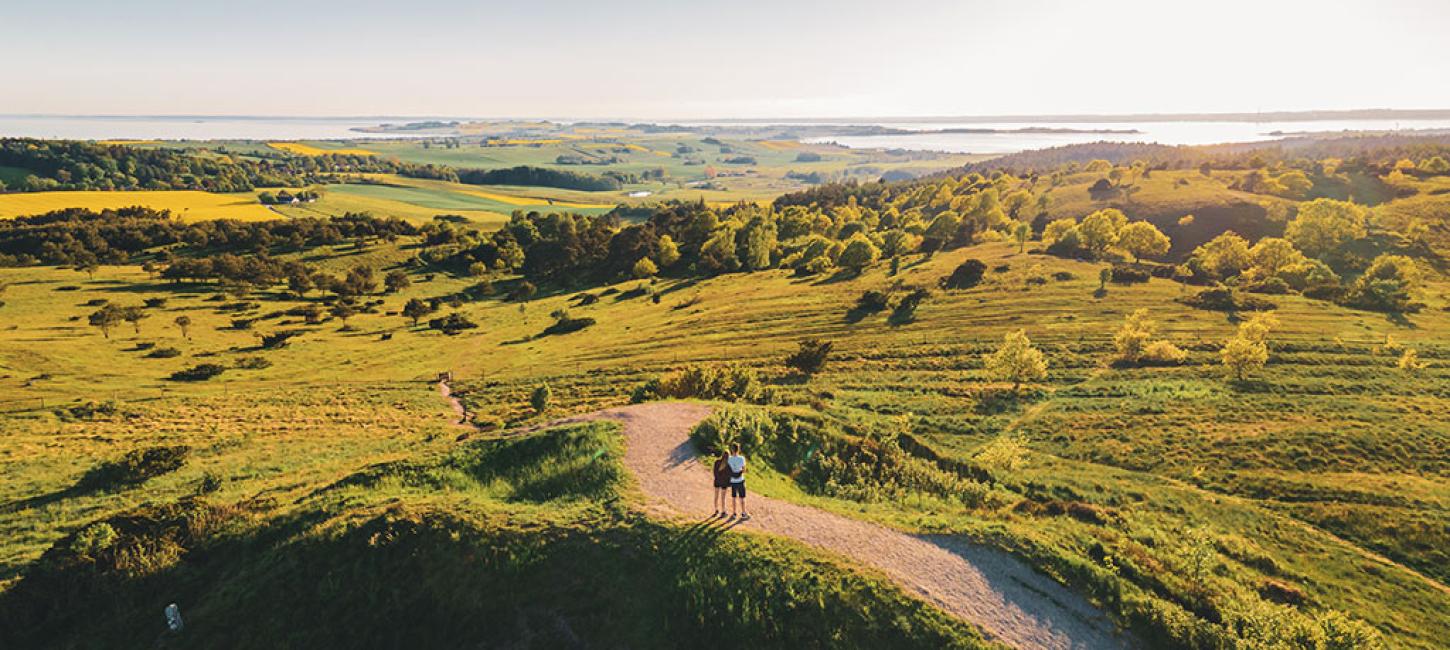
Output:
[
  {"xmin": 1116, "ymin": 221, "xmax": 1171, "ymax": 261},
  {"xmin": 384, "ymin": 269, "xmax": 411, "ymax": 293},
  {"xmin": 1285, "ymin": 198, "xmax": 1368, "ymax": 258},
  {"xmin": 88, "ymin": 304, "xmax": 123, "ymax": 339},
  {"xmin": 1220, "ymin": 312, "xmax": 1277, "ymax": 380},
  {"xmin": 120, "ymin": 306, "xmax": 148, "ymax": 335},
  {"xmin": 983, "ymin": 329, "xmax": 1047, "ymax": 394},
  {"xmin": 402, "ymin": 298, "xmax": 432, "ymax": 326}
]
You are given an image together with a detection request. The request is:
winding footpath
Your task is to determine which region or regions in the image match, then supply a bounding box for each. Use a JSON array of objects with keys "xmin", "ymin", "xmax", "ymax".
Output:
[{"xmin": 439, "ymin": 384, "xmax": 1128, "ymax": 649}]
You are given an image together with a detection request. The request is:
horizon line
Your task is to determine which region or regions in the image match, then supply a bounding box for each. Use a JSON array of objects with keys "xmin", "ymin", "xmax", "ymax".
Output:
[{"xmin": 5, "ymin": 107, "xmax": 1450, "ymax": 125}]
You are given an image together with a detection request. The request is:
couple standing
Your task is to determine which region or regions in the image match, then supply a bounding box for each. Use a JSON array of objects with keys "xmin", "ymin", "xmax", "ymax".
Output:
[{"xmin": 711, "ymin": 443, "xmax": 749, "ymax": 519}]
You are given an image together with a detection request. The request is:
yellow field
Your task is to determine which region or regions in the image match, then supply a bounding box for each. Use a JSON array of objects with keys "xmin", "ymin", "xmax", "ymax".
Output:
[
  {"xmin": 377, "ymin": 174, "xmax": 615, "ymax": 209},
  {"xmin": 452, "ymin": 187, "xmax": 613, "ymax": 209},
  {"xmin": 756, "ymin": 139, "xmax": 803, "ymax": 150},
  {"xmin": 484, "ymin": 138, "xmax": 566, "ymax": 146},
  {"xmin": 0, "ymin": 190, "xmax": 277, "ymax": 222},
  {"xmin": 96, "ymin": 139, "xmax": 160, "ymax": 146},
  {"xmin": 268, "ymin": 142, "xmax": 377, "ymax": 156}
]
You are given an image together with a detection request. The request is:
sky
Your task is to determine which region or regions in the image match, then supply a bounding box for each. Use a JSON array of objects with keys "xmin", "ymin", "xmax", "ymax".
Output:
[{"xmin": 3, "ymin": 0, "xmax": 1449, "ymax": 119}]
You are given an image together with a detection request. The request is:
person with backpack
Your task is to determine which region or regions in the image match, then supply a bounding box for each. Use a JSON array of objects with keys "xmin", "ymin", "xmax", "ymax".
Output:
[
  {"xmin": 712, "ymin": 449, "xmax": 732, "ymax": 517},
  {"xmin": 727, "ymin": 442, "xmax": 748, "ymax": 519}
]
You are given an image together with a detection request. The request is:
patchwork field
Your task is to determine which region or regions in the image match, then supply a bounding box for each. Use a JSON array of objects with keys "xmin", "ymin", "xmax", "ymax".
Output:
[{"xmin": 0, "ymin": 190, "xmax": 278, "ymax": 222}]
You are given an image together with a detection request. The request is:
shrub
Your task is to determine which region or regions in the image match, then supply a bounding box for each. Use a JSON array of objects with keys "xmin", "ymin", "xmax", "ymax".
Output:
[
  {"xmin": 638, "ymin": 365, "xmax": 763, "ymax": 403},
  {"xmin": 1108, "ymin": 264, "xmax": 1151, "ymax": 284},
  {"xmin": 234, "ymin": 356, "xmax": 272, "ymax": 370},
  {"xmin": 55, "ymin": 400, "xmax": 121, "ymax": 421},
  {"xmin": 428, "ymin": 313, "xmax": 478, "ymax": 335},
  {"xmin": 1142, "ymin": 340, "xmax": 1188, "ymax": 365},
  {"xmin": 143, "ymin": 297, "xmax": 167, "ymax": 308},
  {"xmin": 854, "ymin": 290, "xmax": 891, "ymax": 313},
  {"xmin": 507, "ymin": 281, "xmax": 537, "ymax": 302},
  {"xmin": 69, "ymin": 522, "xmax": 118, "ymax": 558},
  {"xmin": 146, "ymin": 347, "xmax": 182, "ymax": 358},
  {"xmin": 890, "ymin": 287, "xmax": 930, "ymax": 324},
  {"xmin": 170, "ymin": 363, "xmax": 226, "ymax": 382},
  {"xmin": 78, "ymin": 445, "xmax": 190, "ymax": 491},
  {"xmin": 941, "ymin": 259, "xmax": 987, "ymax": 289},
  {"xmin": 259, "ymin": 330, "xmax": 303, "ymax": 349},
  {"xmin": 540, "ymin": 309, "xmax": 596, "ymax": 336},
  {"xmin": 785, "ymin": 339, "xmax": 833, "ymax": 376},
  {"xmin": 1180, "ymin": 286, "xmax": 1276, "ymax": 312},
  {"xmin": 530, "ymin": 383, "xmax": 551, "ymax": 413}
]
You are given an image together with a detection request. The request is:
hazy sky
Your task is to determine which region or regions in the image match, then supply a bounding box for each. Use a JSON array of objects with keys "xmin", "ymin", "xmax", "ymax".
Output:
[{"xmin": 4, "ymin": 0, "xmax": 1448, "ymax": 119}]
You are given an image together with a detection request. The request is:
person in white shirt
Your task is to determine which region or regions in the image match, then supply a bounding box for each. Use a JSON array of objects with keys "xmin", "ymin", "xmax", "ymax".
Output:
[{"xmin": 726, "ymin": 442, "xmax": 748, "ymax": 519}]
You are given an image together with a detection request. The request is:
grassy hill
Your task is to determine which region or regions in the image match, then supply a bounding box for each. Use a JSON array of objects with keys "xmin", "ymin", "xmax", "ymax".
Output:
[{"xmin": 1, "ymin": 143, "xmax": 1447, "ymax": 647}]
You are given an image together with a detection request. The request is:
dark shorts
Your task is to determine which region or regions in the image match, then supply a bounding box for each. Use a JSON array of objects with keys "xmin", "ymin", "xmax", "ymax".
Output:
[
  {"xmin": 730, "ymin": 482, "xmax": 746, "ymax": 498},
  {"xmin": 714, "ymin": 479, "xmax": 730, "ymax": 489}
]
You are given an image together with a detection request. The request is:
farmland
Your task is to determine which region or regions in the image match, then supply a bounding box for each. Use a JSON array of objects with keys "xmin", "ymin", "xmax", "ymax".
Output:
[{"xmin": 0, "ymin": 190, "xmax": 278, "ymax": 222}]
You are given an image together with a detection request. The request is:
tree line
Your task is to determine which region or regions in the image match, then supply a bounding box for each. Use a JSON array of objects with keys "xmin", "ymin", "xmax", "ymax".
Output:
[
  {"xmin": 0, "ymin": 138, "xmax": 438, "ymax": 193},
  {"xmin": 0, "ymin": 207, "xmax": 416, "ymax": 267}
]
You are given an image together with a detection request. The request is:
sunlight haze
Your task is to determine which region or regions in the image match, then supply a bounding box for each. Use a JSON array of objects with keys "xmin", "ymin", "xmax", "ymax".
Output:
[{"xmin": 5, "ymin": 0, "xmax": 1448, "ymax": 118}]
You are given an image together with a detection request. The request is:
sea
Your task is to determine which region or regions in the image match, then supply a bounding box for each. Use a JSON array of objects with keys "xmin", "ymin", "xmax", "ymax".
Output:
[{"xmin": 4, "ymin": 114, "xmax": 1450, "ymax": 154}]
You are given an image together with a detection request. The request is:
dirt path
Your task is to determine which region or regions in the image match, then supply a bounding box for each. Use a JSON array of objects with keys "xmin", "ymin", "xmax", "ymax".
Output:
[
  {"xmin": 437, "ymin": 380, "xmax": 469, "ymax": 427},
  {"xmin": 537, "ymin": 401, "xmax": 1129, "ymax": 650}
]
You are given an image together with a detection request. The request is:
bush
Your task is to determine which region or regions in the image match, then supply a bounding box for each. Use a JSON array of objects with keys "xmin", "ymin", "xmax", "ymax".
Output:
[
  {"xmin": 146, "ymin": 347, "xmax": 182, "ymax": 358},
  {"xmin": 78, "ymin": 445, "xmax": 190, "ymax": 491},
  {"xmin": 1179, "ymin": 286, "xmax": 1277, "ymax": 312},
  {"xmin": 507, "ymin": 281, "xmax": 537, "ymax": 302},
  {"xmin": 143, "ymin": 297, "xmax": 167, "ymax": 308},
  {"xmin": 170, "ymin": 363, "xmax": 226, "ymax": 382},
  {"xmin": 234, "ymin": 356, "xmax": 272, "ymax": 370},
  {"xmin": 541, "ymin": 310, "xmax": 596, "ymax": 336},
  {"xmin": 259, "ymin": 330, "xmax": 303, "ymax": 349},
  {"xmin": 69, "ymin": 522, "xmax": 118, "ymax": 558},
  {"xmin": 1108, "ymin": 264, "xmax": 1151, "ymax": 284},
  {"xmin": 1242, "ymin": 276, "xmax": 1291, "ymax": 294},
  {"xmin": 636, "ymin": 365, "xmax": 763, "ymax": 403},
  {"xmin": 1142, "ymin": 340, "xmax": 1188, "ymax": 365},
  {"xmin": 941, "ymin": 259, "xmax": 987, "ymax": 289},
  {"xmin": 854, "ymin": 290, "xmax": 891, "ymax": 314},
  {"xmin": 429, "ymin": 313, "xmax": 478, "ymax": 335},
  {"xmin": 55, "ymin": 400, "xmax": 121, "ymax": 421},
  {"xmin": 891, "ymin": 287, "xmax": 930, "ymax": 324},
  {"xmin": 785, "ymin": 339, "xmax": 833, "ymax": 376}
]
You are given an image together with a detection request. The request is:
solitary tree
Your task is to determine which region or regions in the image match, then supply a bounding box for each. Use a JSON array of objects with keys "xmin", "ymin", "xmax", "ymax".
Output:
[
  {"xmin": 174, "ymin": 315, "xmax": 192, "ymax": 340},
  {"xmin": 983, "ymin": 329, "xmax": 1048, "ymax": 394},
  {"xmin": 88, "ymin": 304, "xmax": 123, "ymax": 339},
  {"xmin": 1012, "ymin": 222, "xmax": 1032, "ymax": 253},
  {"xmin": 402, "ymin": 298, "xmax": 431, "ymax": 326},
  {"xmin": 530, "ymin": 383, "xmax": 552, "ymax": 414},
  {"xmin": 785, "ymin": 338, "xmax": 833, "ymax": 377}
]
